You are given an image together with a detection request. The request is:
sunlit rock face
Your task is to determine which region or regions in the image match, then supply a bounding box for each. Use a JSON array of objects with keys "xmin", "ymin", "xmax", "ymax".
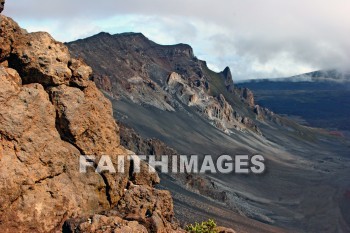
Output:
[{"xmin": 0, "ymin": 15, "xmax": 184, "ymax": 233}]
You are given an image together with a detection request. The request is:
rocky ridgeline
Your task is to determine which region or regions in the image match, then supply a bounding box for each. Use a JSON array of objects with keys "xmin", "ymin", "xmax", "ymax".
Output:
[
  {"xmin": 68, "ymin": 33, "xmax": 265, "ymax": 135},
  {"xmin": 0, "ymin": 15, "xmax": 186, "ymax": 233}
]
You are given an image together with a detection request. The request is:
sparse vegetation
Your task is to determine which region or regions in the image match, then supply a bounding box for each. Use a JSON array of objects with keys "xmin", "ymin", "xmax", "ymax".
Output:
[{"xmin": 185, "ymin": 219, "xmax": 217, "ymax": 233}]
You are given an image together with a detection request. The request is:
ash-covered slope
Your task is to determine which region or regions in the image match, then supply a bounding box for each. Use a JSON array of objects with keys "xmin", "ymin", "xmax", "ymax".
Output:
[
  {"xmin": 0, "ymin": 15, "xmax": 185, "ymax": 233},
  {"xmin": 67, "ymin": 32, "xmax": 350, "ymax": 233}
]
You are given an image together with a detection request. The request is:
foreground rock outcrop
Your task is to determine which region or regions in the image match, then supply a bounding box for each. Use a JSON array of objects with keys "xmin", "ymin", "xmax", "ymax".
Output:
[{"xmin": 0, "ymin": 15, "xmax": 183, "ymax": 232}]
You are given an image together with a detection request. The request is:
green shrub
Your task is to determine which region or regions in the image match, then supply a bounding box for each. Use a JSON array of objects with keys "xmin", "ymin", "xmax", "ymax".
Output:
[{"xmin": 185, "ymin": 219, "xmax": 217, "ymax": 233}]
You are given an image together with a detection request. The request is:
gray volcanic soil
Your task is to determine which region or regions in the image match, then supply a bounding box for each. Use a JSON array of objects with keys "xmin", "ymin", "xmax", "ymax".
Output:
[{"xmin": 112, "ymin": 97, "xmax": 350, "ymax": 233}]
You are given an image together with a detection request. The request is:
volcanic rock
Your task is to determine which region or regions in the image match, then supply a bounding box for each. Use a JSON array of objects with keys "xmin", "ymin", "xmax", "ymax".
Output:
[
  {"xmin": 63, "ymin": 214, "xmax": 149, "ymax": 233},
  {"xmin": 238, "ymin": 87, "xmax": 255, "ymax": 108},
  {"xmin": 221, "ymin": 66, "xmax": 234, "ymax": 92},
  {"xmin": 0, "ymin": 15, "xmax": 182, "ymax": 233}
]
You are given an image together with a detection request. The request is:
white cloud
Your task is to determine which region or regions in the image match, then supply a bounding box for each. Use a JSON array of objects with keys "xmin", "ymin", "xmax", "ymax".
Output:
[{"xmin": 4, "ymin": 0, "xmax": 350, "ymax": 80}]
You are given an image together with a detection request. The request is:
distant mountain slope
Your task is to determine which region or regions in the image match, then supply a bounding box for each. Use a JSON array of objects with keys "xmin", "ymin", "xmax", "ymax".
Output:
[
  {"xmin": 67, "ymin": 33, "xmax": 350, "ymax": 233},
  {"xmin": 291, "ymin": 69, "xmax": 350, "ymax": 82},
  {"xmin": 67, "ymin": 32, "xmax": 261, "ymax": 135},
  {"xmin": 237, "ymin": 70, "xmax": 350, "ymax": 132}
]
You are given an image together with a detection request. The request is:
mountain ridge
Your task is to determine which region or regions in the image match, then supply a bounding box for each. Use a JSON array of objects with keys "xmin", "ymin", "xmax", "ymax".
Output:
[{"xmin": 67, "ymin": 31, "xmax": 264, "ymax": 135}]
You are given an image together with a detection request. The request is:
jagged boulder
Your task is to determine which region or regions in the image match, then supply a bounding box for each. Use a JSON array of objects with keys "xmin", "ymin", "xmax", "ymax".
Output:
[
  {"xmin": 117, "ymin": 185, "xmax": 179, "ymax": 232},
  {"xmin": 48, "ymin": 83, "xmax": 120, "ymax": 154},
  {"xmin": 63, "ymin": 183, "xmax": 184, "ymax": 233},
  {"xmin": 0, "ymin": 15, "xmax": 25, "ymax": 63},
  {"xmin": 0, "ymin": 66, "xmax": 110, "ymax": 232},
  {"xmin": 69, "ymin": 58, "xmax": 93, "ymax": 88},
  {"xmin": 9, "ymin": 32, "xmax": 72, "ymax": 86}
]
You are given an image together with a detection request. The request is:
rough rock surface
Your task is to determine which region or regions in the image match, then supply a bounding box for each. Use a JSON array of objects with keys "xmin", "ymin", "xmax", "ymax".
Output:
[
  {"xmin": 63, "ymin": 214, "xmax": 149, "ymax": 233},
  {"xmin": 48, "ymin": 83, "xmax": 120, "ymax": 154},
  {"xmin": 64, "ymin": 185, "xmax": 184, "ymax": 233},
  {"xmin": 0, "ymin": 15, "xmax": 182, "ymax": 233},
  {"xmin": 117, "ymin": 185, "xmax": 178, "ymax": 232},
  {"xmin": 220, "ymin": 66, "xmax": 234, "ymax": 93},
  {"xmin": 166, "ymin": 72, "xmax": 260, "ymax": 134},
  {"xmin": 237, "ymin": 88, "xmax": 255, "ymax": 108},
  {"xmin": 9, "ymin": 32, "xmax": 73, "ymax": 86}
]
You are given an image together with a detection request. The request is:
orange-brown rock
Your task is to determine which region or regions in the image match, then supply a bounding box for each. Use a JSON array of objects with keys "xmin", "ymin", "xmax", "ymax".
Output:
[
  {"xmin": 0, "ymin": 66, "xmax": 111, "ymax": 232},
  {"xmin": 0, "ymin": 15, "xmax": 24, "ymax": 62},
  {"xmin": 63, "ymin": 214, "xmax": 149, "ymax": 233},
  {"xmin": 69, "ymin": 58, "xmax": 93, "ymax": 88},
  {"xmin": 10, "ymin": 31, "xmax": 73, "ymax": 86},
  {"xmin": 48, "ymin": 82, "xmax": 120, "ymax": 154},
  {"xmin": 0, "ymin": 14, "xmax": 183, "ymax": 233},
  {"xmin": 117, "ymin": 185, "xmax": 181, "ymax": 233},
  {"xmin": 63, "ymin": 183, "xmax": 185, "ymax": 233}
]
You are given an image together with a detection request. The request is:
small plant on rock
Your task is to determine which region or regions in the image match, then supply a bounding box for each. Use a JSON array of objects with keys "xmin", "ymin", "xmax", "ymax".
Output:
[{"xmin": 185, "ymin": 219, "xmax": 217, "ymax": 233}]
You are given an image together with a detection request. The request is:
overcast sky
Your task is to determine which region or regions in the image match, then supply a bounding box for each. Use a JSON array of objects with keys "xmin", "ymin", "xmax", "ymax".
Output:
[{"xmin": 3, "ymin": 0, "xmax": 350, "ymax": 80}]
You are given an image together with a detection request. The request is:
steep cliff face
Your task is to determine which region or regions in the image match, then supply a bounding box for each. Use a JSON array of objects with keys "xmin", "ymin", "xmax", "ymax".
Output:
[
  {"xmin": 166, "ymin": 72, "xmax": 260, "ymax": 134},
  {"xmin": 0, "ymin": 15, "xmax": 183, "ymax": 233}
]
